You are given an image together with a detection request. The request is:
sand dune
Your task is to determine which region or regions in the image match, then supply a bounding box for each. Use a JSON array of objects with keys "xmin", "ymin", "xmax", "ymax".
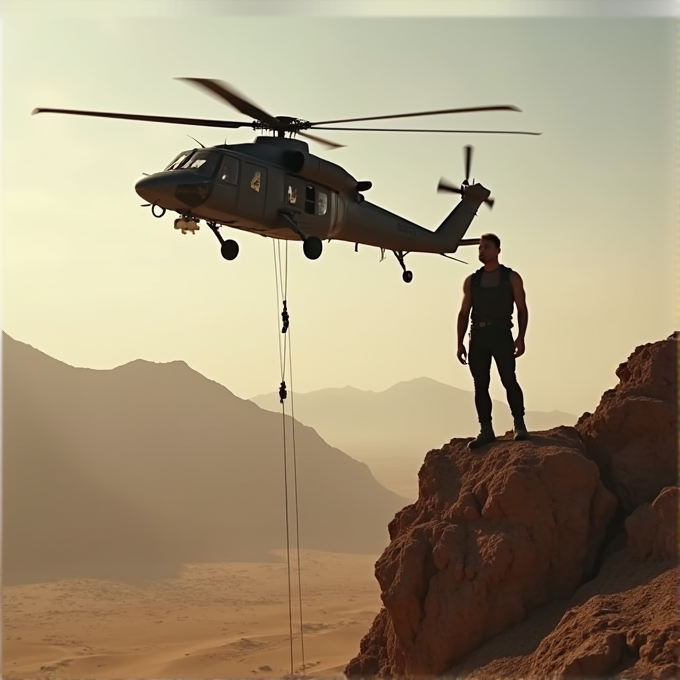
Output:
[{"xmin": 3, "ymin": 550, "xmax": 381, "ymax": 680}]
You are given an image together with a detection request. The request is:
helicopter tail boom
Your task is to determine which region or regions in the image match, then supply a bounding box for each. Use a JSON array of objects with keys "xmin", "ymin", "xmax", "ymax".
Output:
[{"xmin": 435, "ymin": 184, "xmax": 489, "ymax": 252}]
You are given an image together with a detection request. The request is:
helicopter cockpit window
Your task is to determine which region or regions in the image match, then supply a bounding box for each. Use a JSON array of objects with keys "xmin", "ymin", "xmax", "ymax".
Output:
[
  {"xmin": 185, "ymin": 151, "xmax": 220, "ymax": 178},
  {"xmin": 165, "ymin": 150, "xmax": 192, "ymax": 171},
  {"xmin": 317, "ymin": 192, "xmax": 328, "ymax": 216},
  {"xmin": 218, "ymin": 155, "xmax": 239, "ymax": 185}
]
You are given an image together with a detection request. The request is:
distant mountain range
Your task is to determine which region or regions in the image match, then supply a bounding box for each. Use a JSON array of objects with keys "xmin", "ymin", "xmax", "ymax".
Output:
[
  {"xmin": 3, "ymin": 332, "xmax": 406, "ymax": 586},
  {"xmin": 250, "ymin": 379, "xmax": 576, "ymax": 498}
]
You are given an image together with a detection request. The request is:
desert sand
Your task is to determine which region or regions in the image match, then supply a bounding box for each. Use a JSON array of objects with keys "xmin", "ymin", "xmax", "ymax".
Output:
[{"xmin": 3, "ymin": 550, "xmax": 382, "ymax": 680}]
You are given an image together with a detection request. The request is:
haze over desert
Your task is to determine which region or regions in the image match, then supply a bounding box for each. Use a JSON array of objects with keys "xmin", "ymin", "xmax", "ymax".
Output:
[{"xmin": 1, "ymin": 333, "xmax": 395, "ymax": 680}]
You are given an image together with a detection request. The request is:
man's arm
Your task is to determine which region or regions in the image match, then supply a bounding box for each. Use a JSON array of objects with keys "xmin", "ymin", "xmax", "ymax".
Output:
[
  {"xmin": 510, "ymin": 271, "xmax": 528, "ymax": 340},
  {"xmin": 457, "ymin": 275, "xmax": 472, "ymax": 345}
]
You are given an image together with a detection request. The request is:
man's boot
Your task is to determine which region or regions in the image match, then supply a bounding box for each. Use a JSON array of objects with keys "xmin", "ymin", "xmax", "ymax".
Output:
[
  {"xmin": 513, "ymin": 416, "xmax": 529, "ymax": 441},
  {"xmin": 468, "ymin": 421, "xmax": 496, "ymax": 450}
]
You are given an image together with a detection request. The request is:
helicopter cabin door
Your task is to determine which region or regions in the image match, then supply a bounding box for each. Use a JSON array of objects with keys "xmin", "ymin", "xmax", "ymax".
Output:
[
  {"xmin": 210, "ymin": 154, "xmax": 240, "ymax": 216},
  {"xmin": 238, "ymin": 161, "xmax": 267, "ymax": 224},
  {"xmin": 302, "ymin": 182, "xmax": 331, "ymax": 237},
  {"xmin": 283, "ymin": 176, "xmax": 331, "ymax": 238}
]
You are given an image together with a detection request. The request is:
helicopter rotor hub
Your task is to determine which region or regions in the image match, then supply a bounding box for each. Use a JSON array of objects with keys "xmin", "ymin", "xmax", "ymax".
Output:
[{"xmin": 252, "ymin": 116, "xmax": 311, "ymax": 138}]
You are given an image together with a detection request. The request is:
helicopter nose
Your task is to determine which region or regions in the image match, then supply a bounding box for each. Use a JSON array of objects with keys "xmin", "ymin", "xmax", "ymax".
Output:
[
  {"xmin": 135, "ymin": 172, "xmax": 177, "ymax": 205},
  {"xmin": 135, "ymin": 171, "xmax": 213, "ymax": 209}
]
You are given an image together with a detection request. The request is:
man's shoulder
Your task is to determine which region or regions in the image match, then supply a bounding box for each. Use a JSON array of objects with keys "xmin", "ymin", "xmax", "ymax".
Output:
[
  {"xmin": 505, "ymin": 267, "xmax": 525, "ymax": 288},
  {"xmin": 501, "ymin": 264, "xmax": 521, "ymax": 278},
  {"xmin": 469, "ymin": 267, "xmax": 484, "ymax": 284}
]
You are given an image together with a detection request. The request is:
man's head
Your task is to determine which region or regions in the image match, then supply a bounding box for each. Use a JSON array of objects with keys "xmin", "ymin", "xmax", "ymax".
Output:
[{"xmin": 478, "ymin": 233, "xmax": 501, "ymax": 265}]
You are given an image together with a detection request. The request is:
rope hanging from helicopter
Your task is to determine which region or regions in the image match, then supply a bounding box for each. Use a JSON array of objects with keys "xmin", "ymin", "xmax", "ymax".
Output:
[{"xmin": 272, "ymin": 239, "xmax": 307, "ymax": 678}]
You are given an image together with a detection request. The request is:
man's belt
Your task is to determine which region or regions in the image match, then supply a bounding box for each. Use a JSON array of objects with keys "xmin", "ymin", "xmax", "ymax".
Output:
[{"xmin": 471, "ymin": 320, "xmax": 511, "ymax": 329}]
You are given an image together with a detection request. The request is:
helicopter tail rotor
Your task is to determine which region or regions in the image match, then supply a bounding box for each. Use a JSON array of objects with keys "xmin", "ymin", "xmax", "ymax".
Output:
[
  {"xmin": 437, "ymin": 144, "xmax": 494, "ymax": 208},
  {"xmin": 437, "ymin": 178, "xmax": 464, "ymax": 196},
  {"xmin": 464, "ymin": 144, "xmax": 472, "ymax": 185}
]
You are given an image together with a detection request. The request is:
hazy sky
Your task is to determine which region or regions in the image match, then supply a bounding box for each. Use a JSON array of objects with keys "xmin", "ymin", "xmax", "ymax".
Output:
[{"xmin": 2, "ymin": 2, "xmax": 676, "ymax": 415}]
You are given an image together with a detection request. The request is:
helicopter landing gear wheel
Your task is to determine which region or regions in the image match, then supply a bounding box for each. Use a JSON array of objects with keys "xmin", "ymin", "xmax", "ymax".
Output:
[
  {"xmin": 393, "ymin": 250, "xmax": 413, "ymax": 283},
  {"xmin": 303, "ymin": 236, "xmax": 323, "ymax": 260},
  {"xmin": 221, "ymin": 239, "xmax": 239, "ymax": 261},
  {"xmin": 277, "ymin": 209, "xmax": 322, "ymax": 260}
]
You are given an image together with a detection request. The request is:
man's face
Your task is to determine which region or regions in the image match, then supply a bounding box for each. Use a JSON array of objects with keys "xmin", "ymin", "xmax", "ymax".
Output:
[{"xmin": 478, "ymin": 239, "xmax": 500, "ymax": 263}]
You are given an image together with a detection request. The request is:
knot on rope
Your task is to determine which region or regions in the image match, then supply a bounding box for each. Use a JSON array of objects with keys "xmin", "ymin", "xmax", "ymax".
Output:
[{"xmin": 279, "ymin": 380, "xmax": 287, "ymax": 403}]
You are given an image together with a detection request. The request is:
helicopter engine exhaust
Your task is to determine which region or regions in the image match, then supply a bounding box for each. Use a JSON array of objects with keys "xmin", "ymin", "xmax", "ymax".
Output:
[{"xmin": 283, "ymin": 150, "xmax": 359, "ymax": 194}]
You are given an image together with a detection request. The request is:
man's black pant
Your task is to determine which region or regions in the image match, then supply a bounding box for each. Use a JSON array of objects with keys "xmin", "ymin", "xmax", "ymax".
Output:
[{"xmin": 468, "ymin": 326, "xmax": 525, "ymax": 424}]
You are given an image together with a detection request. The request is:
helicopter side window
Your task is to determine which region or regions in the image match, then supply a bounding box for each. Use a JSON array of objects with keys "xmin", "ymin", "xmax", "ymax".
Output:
[
  {"xmin": 287, "ymin": 184, "xmax": 298, "ymax": 205},
  {"xmin": 218, "ymin": 155, "xmax": 239, "ymax": 185},
  {"xmin": 316, "ymin": 192, "xmax": 328, "ymax": 216},
  {"xmin": 305, "ymin": 185, "xmax": 316, "ymax": 215}
]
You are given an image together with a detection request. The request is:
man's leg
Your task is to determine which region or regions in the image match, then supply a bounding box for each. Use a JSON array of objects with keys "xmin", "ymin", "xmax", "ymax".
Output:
[
  {"xmin": 467, "ymin": 330, "xmax": 496, "ymax": 449},
  {"xmin": 491, "ymin": 329, "xmax": 529, "ymax": 440}
]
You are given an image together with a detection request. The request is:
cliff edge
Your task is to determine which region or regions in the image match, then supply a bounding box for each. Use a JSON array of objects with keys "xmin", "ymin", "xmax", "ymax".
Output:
[{"xmin": 346, "ymin": 334, "xmax": 678, "ymax": 679}]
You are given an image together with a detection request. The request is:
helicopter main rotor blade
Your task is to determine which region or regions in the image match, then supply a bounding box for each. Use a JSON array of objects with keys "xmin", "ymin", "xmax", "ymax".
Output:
[
  {"xmin": 31, "ymin": 107, "xmax": 254, "ymax": 129},
  {"xmin": 298, "ymin": 130, "xmax": 345, "ymax": 150},
  {"xmin": 177, "ymin": 77, "xmax": 281, "ymax": 128},
  {"xmin": 310, "ymin": 126, "xmax": 541, "ymax": 136},
  {"xmin": 310, "ymin": 105, "xmax": 522, "ymax": 127},
  {"xmin": 464, "ymin": 145, "xmax": 472, "ymax": 183}
]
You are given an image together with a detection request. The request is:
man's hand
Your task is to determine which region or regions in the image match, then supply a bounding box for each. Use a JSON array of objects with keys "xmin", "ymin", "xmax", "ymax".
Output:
[
  {"xmin": 457, "ymin": 343, "xmax": 468, "ymax": 365},
  {"xmin": 514, "ymin": 337, "xmax": 525, "ymax": 357}
]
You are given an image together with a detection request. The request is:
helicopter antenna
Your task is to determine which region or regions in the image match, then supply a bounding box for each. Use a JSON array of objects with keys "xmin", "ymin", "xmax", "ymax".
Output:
[{"xmin": 187, "ymin": 134, "xmax": 205, "ymax": 148}]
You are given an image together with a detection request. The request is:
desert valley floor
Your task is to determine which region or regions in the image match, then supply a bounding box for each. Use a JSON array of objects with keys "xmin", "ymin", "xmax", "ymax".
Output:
[{"xmin": 3, "ymin": 550, "xmax": 381, "ymax": 679}]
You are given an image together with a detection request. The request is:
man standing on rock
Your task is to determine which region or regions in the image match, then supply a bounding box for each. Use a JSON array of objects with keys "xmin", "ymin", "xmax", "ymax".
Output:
[{"xmin": 456, "ymin": 233, "xmax": 529, "ymax": 448}]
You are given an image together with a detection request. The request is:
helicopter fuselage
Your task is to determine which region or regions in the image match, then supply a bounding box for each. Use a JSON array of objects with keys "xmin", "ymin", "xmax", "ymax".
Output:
[
  {"xmin": 33, "ymin": 75, "xmax": 533, "ymax": 281},
  {"xmin": 135, "ymin": 136, "xmax": 451, "ymax": 253}
]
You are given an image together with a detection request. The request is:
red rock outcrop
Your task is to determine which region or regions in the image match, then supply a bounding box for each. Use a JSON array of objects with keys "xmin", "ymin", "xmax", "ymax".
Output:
[
  {"xmin": 445, "ymin": 547, "xmax": 677, "ymax": 680},
  {"xmin": 626, "ymin": 485, "xmax": 678, "ymax": 561},
  {"xmin": 345, "ymin": 335, "xmax": 678, "ymax": 679},
  {"xmin": 346, "ymin": 428, "xmax": 618, "ymax": 677},
  {"xmin": 575, "ymin": 334, "xmax": 676, "ymax": 514}
]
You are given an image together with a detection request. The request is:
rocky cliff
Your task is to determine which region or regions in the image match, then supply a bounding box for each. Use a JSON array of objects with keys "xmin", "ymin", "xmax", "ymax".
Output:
[{"xmin": 346, "ymin": 334, "xmax": 678, "ymax": 679}]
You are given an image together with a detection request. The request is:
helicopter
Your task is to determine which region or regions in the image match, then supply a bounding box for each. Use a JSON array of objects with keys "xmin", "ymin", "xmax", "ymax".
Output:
[{"xmin": 32, "ymin": 78, "xmax": 541, "ymax": 283}]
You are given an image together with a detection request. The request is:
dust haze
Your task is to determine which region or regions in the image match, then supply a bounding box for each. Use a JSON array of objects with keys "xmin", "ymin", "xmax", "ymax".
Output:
[{"xmin": 3, "ymin": 333, "xmax": 398, "ymax": 677}]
